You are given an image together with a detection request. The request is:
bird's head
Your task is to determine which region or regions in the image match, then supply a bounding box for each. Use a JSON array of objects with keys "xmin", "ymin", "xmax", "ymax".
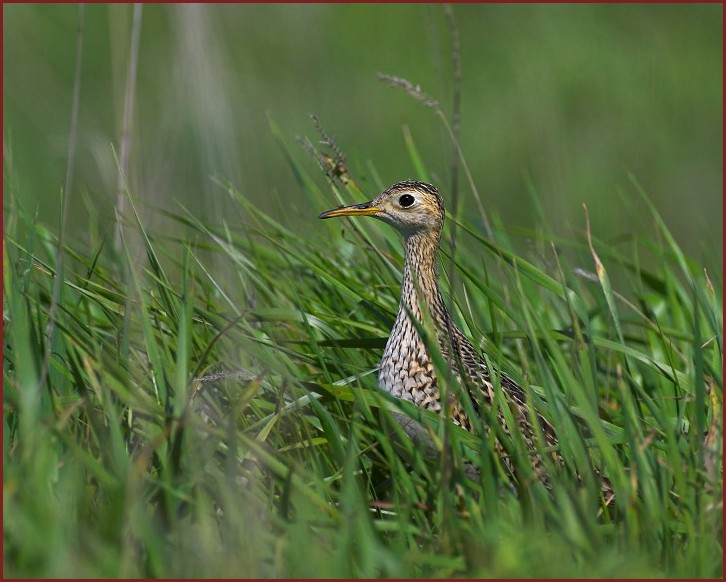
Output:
[{"xmin": 318, "ymin": 180, "xmax": 445, "ymax": 238}]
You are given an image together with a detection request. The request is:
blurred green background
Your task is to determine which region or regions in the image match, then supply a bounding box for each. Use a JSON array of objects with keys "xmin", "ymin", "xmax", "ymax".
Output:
[{"xmin": 3, "ymin": 3, "xmax": 723, "ymax": 263}]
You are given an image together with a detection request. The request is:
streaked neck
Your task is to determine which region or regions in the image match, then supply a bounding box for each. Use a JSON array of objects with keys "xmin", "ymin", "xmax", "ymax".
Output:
[{"xmin": 400, "ymin": 231, "xmax": 446, "ymax": 322}]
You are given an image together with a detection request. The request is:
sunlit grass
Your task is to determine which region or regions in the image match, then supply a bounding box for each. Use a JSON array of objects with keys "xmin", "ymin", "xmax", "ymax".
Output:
[{"xmin": 3, "ymin": 125, "xmax": 722, "ymax": 576}]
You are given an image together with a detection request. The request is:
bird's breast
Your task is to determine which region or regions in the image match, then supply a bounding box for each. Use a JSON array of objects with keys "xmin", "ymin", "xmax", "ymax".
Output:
[{"xmin": 378, "ymin": 310, "xmax": 442, "ymax": 412}]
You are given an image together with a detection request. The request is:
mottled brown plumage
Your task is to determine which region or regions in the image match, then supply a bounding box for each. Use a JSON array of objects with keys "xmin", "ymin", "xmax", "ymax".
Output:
[{"xmin": 320, "ymin": 181, "xmax": 611, "ymax": 499}]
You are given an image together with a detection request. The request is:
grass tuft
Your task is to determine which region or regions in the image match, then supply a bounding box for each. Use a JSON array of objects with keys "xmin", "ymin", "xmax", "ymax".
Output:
[{"xmin": 3, "ymin": 122, "xmax": 722, "ymax": 578}]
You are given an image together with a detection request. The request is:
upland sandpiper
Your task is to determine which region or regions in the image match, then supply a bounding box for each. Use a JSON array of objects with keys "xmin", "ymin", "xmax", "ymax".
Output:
[{"xmin": 320, "ymin": 180, "xmax": 611, "ymax": 498}]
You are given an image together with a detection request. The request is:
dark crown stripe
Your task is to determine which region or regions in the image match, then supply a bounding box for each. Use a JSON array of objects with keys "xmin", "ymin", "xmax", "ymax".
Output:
[{"xmin": 384, "ymin": 180, "xmax": 444, "ymax": 214}]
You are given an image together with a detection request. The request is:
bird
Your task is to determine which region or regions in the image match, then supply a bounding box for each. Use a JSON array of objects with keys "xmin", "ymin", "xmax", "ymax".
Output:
[
  {"xmin": 319, "ymin": 180, "xmax": 612, "ymax": 500},
  {"xmin": 318, "ymin": 181, "xmax": 557, "ymax": 479}
]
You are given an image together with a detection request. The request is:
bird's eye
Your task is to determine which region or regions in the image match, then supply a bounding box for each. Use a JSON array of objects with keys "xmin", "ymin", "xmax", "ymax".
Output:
[{"xmin": 399, "ymin": 194, "xmax": 415, "ymax": 208}]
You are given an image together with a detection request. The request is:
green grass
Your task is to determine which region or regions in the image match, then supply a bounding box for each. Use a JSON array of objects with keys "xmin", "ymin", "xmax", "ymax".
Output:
[{"xmin": 3, "ymin": 121, "xmax": 723, "ymax": 577}]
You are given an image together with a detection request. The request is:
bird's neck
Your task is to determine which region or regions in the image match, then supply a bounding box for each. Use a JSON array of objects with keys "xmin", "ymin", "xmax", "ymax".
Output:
[{"xmin": 400, "ymin": 231, "xmax": 447, "ymax": 322}]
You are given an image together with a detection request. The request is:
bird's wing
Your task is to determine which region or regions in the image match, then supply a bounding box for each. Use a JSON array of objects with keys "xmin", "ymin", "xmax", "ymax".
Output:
[{"xmin": 444, "ymin": 324, "xmax": 559, "ymax": 449}]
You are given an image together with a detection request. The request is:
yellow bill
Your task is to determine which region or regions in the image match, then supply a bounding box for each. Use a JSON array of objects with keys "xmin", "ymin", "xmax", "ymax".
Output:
[{"xmin": 318, "ymin": 201, "xmax": 380, "ymax": 219}]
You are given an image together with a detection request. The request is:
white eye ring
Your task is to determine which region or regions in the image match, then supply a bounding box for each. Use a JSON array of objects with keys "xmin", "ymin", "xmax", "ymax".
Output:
[{"xmin": 398, "ymin": 194, "xmax": 415, "ymax": 208}]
